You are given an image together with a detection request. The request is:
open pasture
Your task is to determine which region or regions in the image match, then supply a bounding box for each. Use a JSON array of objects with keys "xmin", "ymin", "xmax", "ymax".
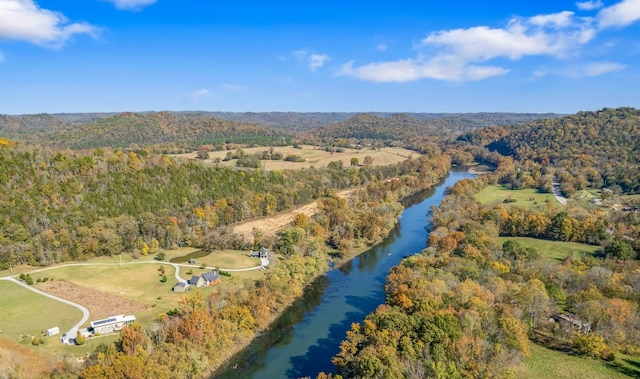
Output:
[
  {"xmin": 173, "ymin": 145, "xmax": 418, "ymax": 170},
  {"xmin": 475, "ymin": 184, "xmax": 561, "ymax": 211},
  {"xmin": 495, "ymin": 237, "xmax": 600, "ymax": 261}
]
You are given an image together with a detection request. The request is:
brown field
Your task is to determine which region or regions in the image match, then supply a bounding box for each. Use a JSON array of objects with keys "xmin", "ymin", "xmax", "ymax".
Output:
[
  {"xmin": 0, "ymin": 336, "xmax": 55, "ymax": 378},
  {"xmin": 37, "ymin": 280, "xmax": 147, "ymax": 321},
  {"xmin": 233, "ymin": 188, "xmax": 355, "ymax": 239},
  {"xmin": 172, "ymin": 145, "xmax": 418, "ymax": 170}
]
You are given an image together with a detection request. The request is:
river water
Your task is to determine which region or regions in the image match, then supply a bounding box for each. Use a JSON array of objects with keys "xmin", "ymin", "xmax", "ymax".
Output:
[{"xmin": 214, "ymin": 170, "xmax": 474, "ymax": 379}]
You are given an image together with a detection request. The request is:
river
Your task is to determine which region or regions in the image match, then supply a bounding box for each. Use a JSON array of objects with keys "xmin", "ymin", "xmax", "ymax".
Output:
[{"xmin": 214, "ymin": 170, "xmax": 474, "ymax": 379}]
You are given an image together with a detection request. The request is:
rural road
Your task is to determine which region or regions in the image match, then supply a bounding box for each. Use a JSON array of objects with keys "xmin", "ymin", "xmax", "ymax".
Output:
[
  {"xmin": 0, "ymin": 255, "xmax": 270, "ymax": 343},
  {"xmin": 0, "ymin": 276, "xmax": 89, "ymax": 343}
]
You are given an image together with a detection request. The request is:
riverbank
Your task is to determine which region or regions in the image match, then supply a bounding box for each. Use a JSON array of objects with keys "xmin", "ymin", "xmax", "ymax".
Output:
[{"xmin": 209, "ymin": 169, "xmax": 472, "ymax": 378}]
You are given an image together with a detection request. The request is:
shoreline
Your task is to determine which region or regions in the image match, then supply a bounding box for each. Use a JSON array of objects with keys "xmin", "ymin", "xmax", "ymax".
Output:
[{"xmin": 206, "ymin": 172, "xmax": 456, "ymax": 378}]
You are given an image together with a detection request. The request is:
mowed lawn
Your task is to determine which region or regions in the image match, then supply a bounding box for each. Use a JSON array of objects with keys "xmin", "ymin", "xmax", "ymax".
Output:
[
  {"xmin": 476, "ymin": 184, "xmax": 562, "ymax": 211},
  {"xmin": 496, "ymin": 237, "xmax": 600, "ymax": 261},
  {"xmin": 0, "ymin": 280, "xmax": 82, "ymax": 341},
  {"xmin": 515, "ymin": 343, "xmax": 640, "ymax": 379},
  {"xmin": 192, "ymin": 250, "xmax": 261, "ymax": 269},
  {"xmin": 172, "ymin": 145, "xmax": 418, "ymax": 170}
]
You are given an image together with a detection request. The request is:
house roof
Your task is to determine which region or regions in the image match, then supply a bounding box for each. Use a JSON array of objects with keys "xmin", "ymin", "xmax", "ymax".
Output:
[
  {"xmin": 174, "ymin": 282, "xmax": 187, "ymax": 289},
  {"xmin": 189, "ymin": 275, "xmax": 201, "ymax": 284},
  {"xmin": 202, "ymin": 270, "xmax": 219, "ymax": 282}
]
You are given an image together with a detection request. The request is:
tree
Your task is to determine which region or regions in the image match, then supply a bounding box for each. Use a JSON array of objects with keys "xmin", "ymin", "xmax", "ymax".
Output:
[
  {"xmin": 604, "ymin": 240, "xmax": 635, "ymax": 260},
  {"xmin": 350, "ymin": 157, "xmax": 359, "ymax": 167}
]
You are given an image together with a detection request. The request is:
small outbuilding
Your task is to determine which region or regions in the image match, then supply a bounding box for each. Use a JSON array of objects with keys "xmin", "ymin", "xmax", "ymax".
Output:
[
  {"xmin": 173, "ymin": 282, "xmax": 188, "ymax": 293},
  {"xmin": 46, "ymin": 327, "xmax": 60, "ymax": 336}
]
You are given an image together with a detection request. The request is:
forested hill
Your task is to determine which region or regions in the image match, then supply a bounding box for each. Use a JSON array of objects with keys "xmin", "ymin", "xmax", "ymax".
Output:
[
  {"xmin": 459, "ymin": 107, "xmax": 640, "ymax": 192},
  {"xmin": 0, "ymin": 112, "xmax": 292, "ymax": 149},
  {"xmin": 307, "ymin": 112, "xmax": 562, "ymax": 143},
  {"xmin": 0, "ymin": 111, "xmax": 561, "ymax": 148},
  {"xmin": 308, "ymin": 113, "xmax": 439, "ymax": 141}
]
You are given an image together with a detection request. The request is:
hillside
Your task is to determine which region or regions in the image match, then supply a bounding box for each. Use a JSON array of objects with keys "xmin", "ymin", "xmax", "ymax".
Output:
[
  {"xmin": 0, "ymin": 112, "xmax": 292, "ymax": 149},
  {"xmin": 460, "ymin": 107, "xmax": 640, "ymax": 193}
]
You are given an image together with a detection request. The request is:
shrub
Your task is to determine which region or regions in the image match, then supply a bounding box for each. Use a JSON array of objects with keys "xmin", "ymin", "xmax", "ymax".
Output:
[{"xmin": 284, "ymin": 154, "xmax": 305, "ymax": 162}]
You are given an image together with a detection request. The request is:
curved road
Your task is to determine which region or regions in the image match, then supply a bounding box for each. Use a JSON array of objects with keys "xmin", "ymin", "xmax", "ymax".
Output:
[
  {"xmin": 0, "ymin": 276, "xmax": 89, "ymax": 343},
  {"xmin": 0, "ymin": 255, "xmax": 270, "ymax": 342}
]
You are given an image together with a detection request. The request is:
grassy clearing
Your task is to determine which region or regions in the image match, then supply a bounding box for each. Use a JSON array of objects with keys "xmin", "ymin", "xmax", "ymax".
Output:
[
  {"xmin": 496, "ymin": 237, "xmax": 600, "ymax": 261},
  {"xmin": 172, "ymin": 145, "xmax": 418, "ymax": 170},
  {"xmin": 175, "ymin": 249, "xmax": 261, "ymax": 269},
  {"xmin": 0, "ymin": 280, "xmax": 82, "ymax": 342},
  {"xmin": 475, "ymin": 184, "xmax": 561, "ymax": 211},
  {"xmin": 515, "ymin": 343, "xmax": 640, "ymax": 378}
]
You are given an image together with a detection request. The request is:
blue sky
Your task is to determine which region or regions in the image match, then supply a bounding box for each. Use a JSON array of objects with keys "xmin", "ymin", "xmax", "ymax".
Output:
[{"xmin": 0, "ymin": 0, "xmax": 639, "ymax": 114}]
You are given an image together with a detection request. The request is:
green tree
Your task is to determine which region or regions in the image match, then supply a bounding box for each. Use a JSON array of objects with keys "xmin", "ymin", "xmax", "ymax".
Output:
[{"xmin": 604, "ymin": 240, "xmax": 635, "ymax": 260}]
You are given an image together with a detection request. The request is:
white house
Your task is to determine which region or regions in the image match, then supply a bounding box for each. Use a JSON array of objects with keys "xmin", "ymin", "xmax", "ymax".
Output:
[
  {"xmin": 90, "ymin": 315, "xmax": 136, "ymax": 334},
  {"xmin": 46, "ymin": 326, "xmax": 60, "ymax": 336}
]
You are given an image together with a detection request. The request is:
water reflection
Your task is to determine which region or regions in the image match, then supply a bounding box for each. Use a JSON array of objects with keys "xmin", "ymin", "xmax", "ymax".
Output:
[{"xmin": 213, "ymin": 170, "xmax": 474, "ymax": 379}]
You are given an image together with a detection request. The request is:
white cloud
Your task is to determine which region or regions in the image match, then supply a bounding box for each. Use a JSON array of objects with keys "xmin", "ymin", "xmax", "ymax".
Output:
[
  {"xmin": 0, "ymin": 0, "xmax": 98, "ymax": 48},
  {"xmin": 103, "ymin": 0, "xmax": 156, "ymax": 11},
  {"xmin": 581, "ymin": 61, "xmax": 626, "ymax": 76},
  {"xmin": 597, "ymin": 0, "xmax": 640, "ymax": 28},
  {"xmin": 576, "ymin": 0, "xmax": 604, "ymax": 11},
  {"xmin": 292, "ymin": 49, "xmax": 330, "ymax": 71},
  {"xmin": 376, "ymin": 43, "xmax": 388, "ymax": 52},
  {"xmin": 188, "ymin": 89, "xmax": 212, "ymax": 102},
  {"xmin": 308, "ymin": 54, "xmax": 330, "ymax": 71},
  {"xmin": 341, "ymin": 11, "xmax": 595, "ymax": 82}
]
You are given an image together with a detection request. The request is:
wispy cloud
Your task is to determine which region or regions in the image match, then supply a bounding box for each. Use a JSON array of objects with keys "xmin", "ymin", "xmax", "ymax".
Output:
[
  {"xmin": 341, "ymin": 0, "xmax": 640, "ymax": 83},
  {"xmin": 0, "ymin": 0, "xmax": 99, "ymax": 48},
  {"xmin": 221, "ymin": 84, "xmax": 246, "ymax": 92},
  {"xmin": 580, "ymin": 61, "xmax": 626, "ymax": 76},
  {"xmin": 576, "ymin": 0, "xmax": 604, "ymax": 11},
  {"xmin": 188, "ymin": 89, "xmax": 212, "ymax": 102},
  {"xmin": 103, "ymin": 0, "xmax": 157, "ymax": 11},
  {"xmin": 597, "ymin": 0, "xmax": 640, "ymax": 28},
  {"xmin": 376, "ymin": 43, "xmax": 388, "ymax": 52},
  {"xmin": 293, "ymin": 49, "xmax": 331, "ymax": 71},
  {"xmin": 308, "ymin": 54, "xmax": 330, "ymax": 71}
]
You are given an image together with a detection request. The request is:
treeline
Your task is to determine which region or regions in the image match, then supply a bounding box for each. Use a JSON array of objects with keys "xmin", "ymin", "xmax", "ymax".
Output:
[
  {"xmin": 459, "ymin": 107, "xmax": 640, "ymax": 194},
  {"xmin": 0, "ymin": 143, "xmax": 448, "ymax": 269},
  {"xmin": 327, "ymin": 163, "xmax": 640, "ymax": 379},
  {"xmin": 0, "ymin": 112, "xmax": 293, "ymax": 150},
  {"xmin": 45, "ymin": 156, "xmax": 453, "ymax": 379}
]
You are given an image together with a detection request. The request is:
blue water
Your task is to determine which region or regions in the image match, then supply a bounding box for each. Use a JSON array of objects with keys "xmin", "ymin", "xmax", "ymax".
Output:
[{"xmin": 214, "ymin": 170, "xmax": 474, "ymax": 379}]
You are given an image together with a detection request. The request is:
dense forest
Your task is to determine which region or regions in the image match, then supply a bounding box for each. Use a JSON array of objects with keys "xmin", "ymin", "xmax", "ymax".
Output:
[
  {"xmin": 318, "ymin": 108, "xmax": 640, "ymax": 378},
  {"xmin": 459, "ymin": 107, "xmax": 640, "ymax": 194},
  {"xmin": 0, "ymin": 142, "xmax": 452, "ymax": 269}
]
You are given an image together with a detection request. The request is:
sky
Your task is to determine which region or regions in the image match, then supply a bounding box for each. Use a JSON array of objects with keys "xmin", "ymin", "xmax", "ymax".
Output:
[{"xmin": 0, "ymin": 0, "xmax": 639, "ymax": 114}]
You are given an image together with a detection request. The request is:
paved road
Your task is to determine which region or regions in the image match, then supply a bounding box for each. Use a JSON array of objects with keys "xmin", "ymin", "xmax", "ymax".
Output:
[
  {"xmin": 0, "ymin": 276, "xmax": 89, "ymax": 342},
  {"xmin": 0, "ymin": 255, "xmax": 270, "ymax": 342}
]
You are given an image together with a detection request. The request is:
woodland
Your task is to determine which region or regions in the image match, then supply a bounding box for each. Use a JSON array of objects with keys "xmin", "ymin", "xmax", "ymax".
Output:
[{"xmin": 0, "ymin": 108, "xmax": 639, "ymax": 378}]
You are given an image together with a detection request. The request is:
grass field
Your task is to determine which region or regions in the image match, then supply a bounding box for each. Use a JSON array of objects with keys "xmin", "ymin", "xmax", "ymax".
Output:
[
  {"xmin": 496, "ymin": 237, "xmax": 600, "ymax": 261},
  {"xmin": 515, "ymin": 343, "xmax": 640, "ymax": 378},
  {"xmin": 172, "ymin": 145, "xmax": 418, "ymax": 170},
  {"xmin": 475, "ymin": 184, "xmax": 561, "ymax": 211},
  {"xmin": 0, "ymin": 280, "xmax": 82, "ymax": 342}
]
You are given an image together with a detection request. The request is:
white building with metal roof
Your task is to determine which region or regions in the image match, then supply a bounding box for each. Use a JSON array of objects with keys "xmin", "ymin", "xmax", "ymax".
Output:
[{"xmin": 90, "ymin": 315, "xmax": 136, "ymax": 334}]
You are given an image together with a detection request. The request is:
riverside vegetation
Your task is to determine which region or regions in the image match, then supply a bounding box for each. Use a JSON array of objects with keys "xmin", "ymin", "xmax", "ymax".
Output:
[{"xmin": 2, "ymin": 108, "xmax": 640, "ymax": 378}]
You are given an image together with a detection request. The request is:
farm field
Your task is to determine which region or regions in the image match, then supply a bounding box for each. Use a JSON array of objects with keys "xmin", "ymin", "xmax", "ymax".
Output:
[
  {"xmin": 496, "ymin": 237, "xmax": 600, "ymax": 261},
  {"xmin": 0, "ymin": 280, "xmax": 82, "ymax": 343},
  {"xmin": 172, "ymin": 145, "xmax": 418, "ymax": 170},
  {"xmin": 515, "ymin": 343, "xmax": 640, "ymax": 379},
  {"xmin": 475, "ymin": 184, "xmax": 561, "ymax": 211}
]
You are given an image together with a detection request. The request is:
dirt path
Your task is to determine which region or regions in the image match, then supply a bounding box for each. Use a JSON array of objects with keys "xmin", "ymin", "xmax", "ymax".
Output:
[{"xmin": 232, "ymin": 188, "xmax": 356, "ymax": 240}]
